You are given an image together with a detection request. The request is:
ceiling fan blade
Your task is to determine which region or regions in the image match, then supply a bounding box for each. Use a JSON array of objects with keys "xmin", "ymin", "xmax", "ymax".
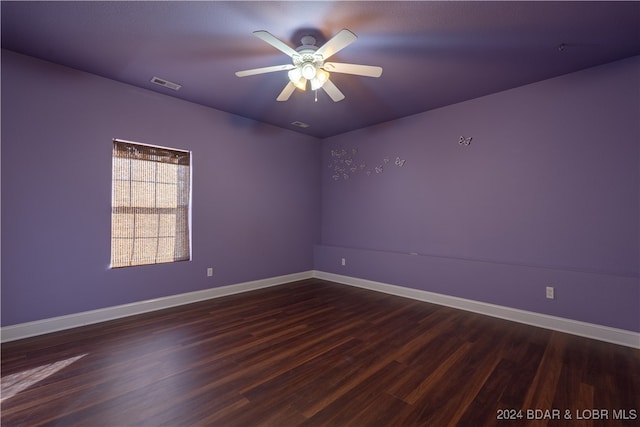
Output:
[
  {"xmin": 321, "ymin": 79, "xmax": 345, "ymax": 102},
  {"xmin": 323, "ymin": 62, "xmax": 383, "ymax": 78},
  {"xmin": 235, "ymin": 64, "xmax": 295, "ymax": 77},
  {"xmin": 316, "ymin": 29, "xmax": 357, "ymax": 60},
  {"xmin": 253, "ymin": 30, "xmax": 298, "ymax": 58},
  {"xmin": 276, "ymin": 82, "xmax": 296, "ymax": 101}
]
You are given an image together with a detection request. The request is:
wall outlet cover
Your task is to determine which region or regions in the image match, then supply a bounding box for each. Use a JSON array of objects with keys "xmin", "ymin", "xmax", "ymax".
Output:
[{"xmin": 546, "ymin": 286, "xmax": 555, "ymax": 300}]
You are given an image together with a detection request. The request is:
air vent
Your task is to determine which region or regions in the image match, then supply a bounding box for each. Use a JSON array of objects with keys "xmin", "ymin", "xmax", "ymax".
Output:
[
  {"xmin": 151, "ymin": 76, "xmax": 182, "ymax": 91},
  {"xmin": 291, "ymin": 121, "xmax": 310, "ymax": 128}
]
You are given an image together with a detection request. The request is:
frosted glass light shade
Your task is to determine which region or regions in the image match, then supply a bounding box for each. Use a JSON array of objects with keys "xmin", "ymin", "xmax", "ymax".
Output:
[
  {"xmin": 301, "ymin": 63, "xmax": 316, "ymax": 80},
  {"xmin": 288, "ymin": 68, "xmax": 306, "ymax": 90}
]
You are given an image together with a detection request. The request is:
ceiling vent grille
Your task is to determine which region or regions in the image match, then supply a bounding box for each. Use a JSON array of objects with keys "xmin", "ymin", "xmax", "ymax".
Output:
[{"xmin": 151, "ymin": 76, "xmax": 182, "ymax": 91}]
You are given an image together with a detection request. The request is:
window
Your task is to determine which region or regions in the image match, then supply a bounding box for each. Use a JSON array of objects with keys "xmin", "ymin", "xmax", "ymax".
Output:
[{"xmin": 110, "ymin": 139, "xmax": 191, "ymax": 268}]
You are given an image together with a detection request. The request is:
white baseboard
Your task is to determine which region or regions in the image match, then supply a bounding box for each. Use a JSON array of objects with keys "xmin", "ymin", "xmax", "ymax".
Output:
[
  {"xmin": 0, "ymin": 271, "xmax": 314, "ymax": 343},
  {"xmin": 3, "ymin": 270, "xmax": 638, "ymax": 349},
  {"xmin": 313, "ymin": 270, "xmax": 640, "ymax": 349}
]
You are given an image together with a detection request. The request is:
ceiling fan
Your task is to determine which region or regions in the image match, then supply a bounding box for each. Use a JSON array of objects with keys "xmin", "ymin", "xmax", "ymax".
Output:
[{"xmin": 235, "ymin": 29, "xmax": 382, "ymax": 102}]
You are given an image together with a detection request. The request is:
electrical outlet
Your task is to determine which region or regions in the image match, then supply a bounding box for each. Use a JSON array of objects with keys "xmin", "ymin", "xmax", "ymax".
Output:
[
  {"xmin": 207, "ymin": 268, "xmax": 213, "ymax": 277},
  {"xmin": 341, "ymin": 258, "xmax": 346, "ymax": 266},
  {"xmin": 546, "ymin": 286, "xmax": 555, "ymax": 300}
]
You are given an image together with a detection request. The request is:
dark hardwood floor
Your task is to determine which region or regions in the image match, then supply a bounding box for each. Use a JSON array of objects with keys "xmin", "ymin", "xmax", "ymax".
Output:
[{"xmin": 2, "ymin": 279, "xmax": 639, "ymax": 426}]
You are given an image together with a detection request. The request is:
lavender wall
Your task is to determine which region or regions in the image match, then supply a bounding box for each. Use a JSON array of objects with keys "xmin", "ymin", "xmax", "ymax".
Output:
[
  {"xmin": 1, "ymin": 50, "xmax": 320, "ymax": 326},
  {"xmin": 3, "ymin": 48, "xmax": 638, "ymax": 334},
  {"xmin": 317, "ymin": 56, "xmax": 640, "ymax": 332}
]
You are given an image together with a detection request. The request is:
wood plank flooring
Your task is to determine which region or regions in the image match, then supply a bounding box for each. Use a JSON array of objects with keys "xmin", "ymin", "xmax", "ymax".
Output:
[{"xmin": 2, "ymin": 279, "xmax": 639, "ymax": 426}]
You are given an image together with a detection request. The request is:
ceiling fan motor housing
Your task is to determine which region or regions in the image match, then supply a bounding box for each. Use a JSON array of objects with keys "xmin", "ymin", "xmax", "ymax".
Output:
[
  {"xmin": 300, "ymin": 35, "xmax": 317, "ymax": 46},
  {"xmin": 294, "ymin": 36, "xmax": 324, "ymax": 72}
]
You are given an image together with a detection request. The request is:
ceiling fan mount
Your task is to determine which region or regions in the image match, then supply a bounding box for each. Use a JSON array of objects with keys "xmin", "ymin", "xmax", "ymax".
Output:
[
  {"xmin": 298, "ymin": 35, "xmax": 318, "ymax": 49},
  {"xmin": 235, "ymin": 29, "xmax": 383, "ymax": 102}
]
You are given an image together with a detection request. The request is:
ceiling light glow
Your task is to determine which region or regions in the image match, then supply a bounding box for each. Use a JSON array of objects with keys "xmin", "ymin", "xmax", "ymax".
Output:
[
  {"xmin": 301, "ymin": 63, "xmax": 316, "ymax": 80},
  {"xmin": 310, "ymin": 69, "xmax": 329, "ymax": 91},
  {"xmin": 288, "ymin": 68, "xmax": 302, "ymax": 83},
  {"xmin": 288, "ymin": 68, "xmax": 307, "ymax": 90},
  {"xmin": 294, "ymin": 78, "xmax": 307, "ymax": 90}
]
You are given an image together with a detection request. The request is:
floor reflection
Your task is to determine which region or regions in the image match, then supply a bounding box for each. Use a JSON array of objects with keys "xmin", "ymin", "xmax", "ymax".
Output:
[{"xmin": 1, "ymin": 354, "xmax": 87, "ymax": 402}]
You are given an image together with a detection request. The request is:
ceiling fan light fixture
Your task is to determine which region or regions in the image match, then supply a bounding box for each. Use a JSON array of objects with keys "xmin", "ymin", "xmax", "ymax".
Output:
[
  {"xmin": 288, "ymin": 67, "xmax": 301, "ymax": 83},
  {"xmin": 316, "ymin": 68, "xmax": 329, "ymax": 83},
  {"xmin": 294, "ymin": 78, "xmax": 307, "ymax": 91},
  {"xmin": 288, "ymin": 68, "xmax": 307, "ymax": 90},
  {"xmin": 310, "ymin": 68, "xmax": 329, "ymax": 91},
  {"xmin": 310, "ymin": 78, "xmax": 323, "ymax": 91},
  {"xmin": 301, "ymin": 63, "xmax": 317, "ymax": 80}
]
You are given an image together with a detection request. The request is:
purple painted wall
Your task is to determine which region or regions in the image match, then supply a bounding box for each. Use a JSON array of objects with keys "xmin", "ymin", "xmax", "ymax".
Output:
[
  {"xmin": 1, "ymin": 50, "xmax": 321, "ymax": 326},
  {"xmin": 2, "ymin": 48, "xmax": 638, "ymax": 333},
  {"xmin": 317, "ymin": 56, "xmax": 640, "ymax": 332}
]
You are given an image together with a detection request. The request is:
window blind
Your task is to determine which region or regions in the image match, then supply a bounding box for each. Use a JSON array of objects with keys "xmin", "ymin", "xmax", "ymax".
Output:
[{"xmin": 111, "ymin": 140, "xmax": 191, "ymax": 268}]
